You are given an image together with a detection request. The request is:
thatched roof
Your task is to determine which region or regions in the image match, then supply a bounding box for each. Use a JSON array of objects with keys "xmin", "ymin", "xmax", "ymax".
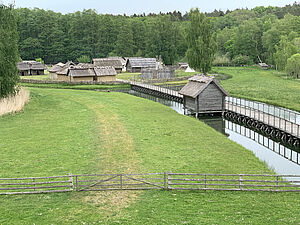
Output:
[
  {"xmin": 17, "ymin": 62, "xmax": 30, "ymax": 71},
  {"xmin": 68, "ymin": 66, "xmax": 95, "ymax": 77},
  {"xmin": 77, "ymin": 63, "xmax": 94, "ymax": 68},
  {"xmin": 94, "ymin": 66, "xmax": 117, "ymax": 76},
  {"xmin": 126, "ymin": 58, "xmax": 157, "ymax": 68},
  {"xmin": 49, "ymin": 63, "xmax": 65, "ymax": 73},
  {"xmin": 17, "ymin": 61, "xmax": 45, "ymax": 71},
  {"xmin": 93, "ymin": 58, "xmax": 122, "ymax": 69},
  {"xmin": 179, "ymin": 75, "xmax": 229, "ymax": 98},
  {"xmin": 54, "ymin": 62, "xmax": 75, "ymax": 75},
  {"xmin": 108, "ymin": 57, "xmax": 126, "ymax": 65}
]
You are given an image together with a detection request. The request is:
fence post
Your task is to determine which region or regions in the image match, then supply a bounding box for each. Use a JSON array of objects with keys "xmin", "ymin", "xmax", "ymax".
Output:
[
  {"xmin": 33, "ymin": 178, "xmax": 36, "ymax": 192},
  {"xmin": 164, "ymin": 172, "xmax": 167, "ymax": 190},
  {"xmin": 69, "ymin": 173, "xmax": 74, "ymax": 191},
  {"xmin": 239, "ymin": 175, "xmax": 243, "ymax": 190},
  {"xmin": 75, "ymin": 175, "xmax": 78, "ymax": 191},
  {"xmin": 120, "ymin": 174, "xmax": 123, "ymax": 190},
  {"xmin": 204, "ymin": 175, "xmax": 207, "ymax": 190},
  {"xmin": 276, "ymin": 176, "xmax": 279, "ymax": 192},
  {"xmin": 168, "ymin": 171, "xmax": 172, "ymax": 190}
]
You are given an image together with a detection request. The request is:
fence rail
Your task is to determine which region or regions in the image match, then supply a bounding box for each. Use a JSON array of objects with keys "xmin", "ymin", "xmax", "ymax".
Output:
[
  {"xmin": 0, "ymin": 172, "xmax": 300, "ymax": 195},
  {"xmin": 225, "ymin": 97, "xmax": 300, "ymax": 138}
]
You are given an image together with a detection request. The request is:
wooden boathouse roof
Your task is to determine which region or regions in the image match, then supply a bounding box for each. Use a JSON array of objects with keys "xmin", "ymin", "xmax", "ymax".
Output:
[{"xmin": 179, "ymin": 75, "xmax": 229, "ymax": 98}]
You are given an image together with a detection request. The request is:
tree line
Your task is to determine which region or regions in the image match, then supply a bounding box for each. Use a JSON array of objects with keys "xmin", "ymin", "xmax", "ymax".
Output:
[{"xmin": 13, "ymin": 3, "xmax": 300, "ymax": 75}]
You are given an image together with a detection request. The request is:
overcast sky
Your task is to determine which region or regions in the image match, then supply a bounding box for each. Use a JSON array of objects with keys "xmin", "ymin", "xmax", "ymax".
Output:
[{"xmin": 1, "ymin": 0, "xmax": 298, "ymax": 15}]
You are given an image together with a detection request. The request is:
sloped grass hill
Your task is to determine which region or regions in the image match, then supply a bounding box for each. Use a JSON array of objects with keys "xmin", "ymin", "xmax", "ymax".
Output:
[{"xmin": 0, "ymin": 88, "xmax": 299, "ymax": 224}]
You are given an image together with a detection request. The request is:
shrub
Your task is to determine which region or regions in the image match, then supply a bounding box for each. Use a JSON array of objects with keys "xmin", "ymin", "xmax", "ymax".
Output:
[
  {"xmin": 232, "ymin": 55, "xmax": 253, "ymax": 65},
  {"xmin": 213, "ymin": 55, "xmax": 231, "ymax": 66},
  {"xmin": 286, "ymin": 53, "xmax": 300, "ymax": 79}
]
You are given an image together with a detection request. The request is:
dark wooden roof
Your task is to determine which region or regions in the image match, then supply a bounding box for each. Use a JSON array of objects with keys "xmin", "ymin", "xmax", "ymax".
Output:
[
  {"xmin": 94, "ymin": 66, "xmax": 117, "ymax": 76},
  {"xmin": 179, "ymin": 75, "xmax": 229, "ymax": 98},
  {"xmin": 93, "ymin": 58, "xmax": 122, "ymax": 69},
  {"xmin": 126, "ymin": 58, "xmax": 157, "ymax": 68}
]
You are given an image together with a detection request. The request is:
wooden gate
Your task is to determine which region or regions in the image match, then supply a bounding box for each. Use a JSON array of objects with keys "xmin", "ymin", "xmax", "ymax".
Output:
[{"xmin": 74, "ymin": 173, "xmax": 167, "ymax": 191}]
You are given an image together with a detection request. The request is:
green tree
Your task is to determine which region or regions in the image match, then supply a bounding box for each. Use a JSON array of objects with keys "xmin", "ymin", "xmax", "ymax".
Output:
[
  {"xmin": 186, "ymin": 8, "xmax": 217, "ymax": 74},
  {"xmin": 286, "ymin": 53, "xmax": 300, "ymax": 78},
  {"xmin": 0, "ymin": 4, "xmax": 19, "ymax": 98},
  {"xmin": 114, "ymin": 21, "xmax": 135, "ymax": 57},
  {"xmin": 274, "ymin": 36, "xmax": 298, "ymax": 70},
  {"xmin": 231, "ymin": 19, "xmax": 262, "ymax": 63},
  {"xmin": 77, "ymin": 55, "xmax": 91, "ymax": 63}
]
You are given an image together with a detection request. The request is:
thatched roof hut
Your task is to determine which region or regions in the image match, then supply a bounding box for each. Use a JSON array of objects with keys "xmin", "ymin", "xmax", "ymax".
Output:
[
  {"xmin": 179, "ymin": 75, "xmax": 229, "ymax": 115},
  {"xmin": 94, "ymin": 66, "xmax": 117, "ymax": 82},
  {"xmin": 17, "ymin": 61, "xmax": 45, "ymax": 76},
  {"xmin": 126, "ymin": 58, "xmax": 157, "ymax": 73},
  {"xmin": 92, "ymin": 58, "xmax": 123, "ymax": 73}
]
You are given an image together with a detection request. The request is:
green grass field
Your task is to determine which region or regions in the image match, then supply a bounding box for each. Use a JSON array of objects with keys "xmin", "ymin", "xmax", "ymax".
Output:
[
  {"xmin": 214, "ymin": 67, "xmax": 300, "ymax": 112},
  {"xmin": 0, "ymin": 88, "xmax": 299, "ymax": 224}
]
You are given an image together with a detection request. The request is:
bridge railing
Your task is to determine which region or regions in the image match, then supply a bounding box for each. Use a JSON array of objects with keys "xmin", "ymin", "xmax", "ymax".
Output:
[{"xmin": 225, "ymin": 97, "xmax": 300, "ymax": 138}]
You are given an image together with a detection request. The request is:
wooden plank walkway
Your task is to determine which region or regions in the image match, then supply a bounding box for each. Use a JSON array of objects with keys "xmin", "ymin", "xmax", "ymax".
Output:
[
  {"xmin": 225, "ymin": 98, "xmax": 300, "ymax": 138},
  {"xmin": 129, "ymin": 81, "xmax": 183, "ymax": 98}
]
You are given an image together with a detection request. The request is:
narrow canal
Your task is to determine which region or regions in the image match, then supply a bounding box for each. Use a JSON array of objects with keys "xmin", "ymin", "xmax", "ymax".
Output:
[{"xmin": 126, "ymin": 89, "xmax": 300, "ymax": 176}]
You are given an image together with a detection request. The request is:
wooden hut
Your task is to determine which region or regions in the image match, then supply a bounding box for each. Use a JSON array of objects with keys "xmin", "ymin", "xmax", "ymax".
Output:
[
  {"xmin": 94, "ymin": 66, "xmax": 117, "ymax": 82},
  {"xmin": 50, "ymin": 62, "xmax": 75, "ymax": 80},
  {"xmin": 179, "ymin": 75, "xmax": 229, "ymax": 115},
  {"xmin": 17, "ymin": 61, "xmax": 45, "ymax": 76},
  {"xmin": 67, "ymin": 66, "xmax": 96, "ymax": 82},
  {"xmin": 30, "ymin": 62, "xmax": 45, "ymax": 75},
  {"xmin": 92, "ymin": 58, "xmax": 123, "ymax": 73},
  {"xmin": 126, "ymin": 58, "xmax": 157, "ymax": 73},
  {"xmin": 17, "ymin": 62, "xmax": 30, "ymax": 76},
  {"xmin": 49, "ymin": 62, "xmax": 65, "ymax": 80}
]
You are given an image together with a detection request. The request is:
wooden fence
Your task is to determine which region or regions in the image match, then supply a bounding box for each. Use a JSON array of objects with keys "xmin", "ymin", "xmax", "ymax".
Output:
[{"xmin": 1, "ymin": 173, "xmax": 300, "ymax": 195}]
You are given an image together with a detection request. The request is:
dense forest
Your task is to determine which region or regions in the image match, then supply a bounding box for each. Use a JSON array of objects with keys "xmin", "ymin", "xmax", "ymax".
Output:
[{"xmin": 15, "ymin": 2, "xmax": 300, "ymax": 68}]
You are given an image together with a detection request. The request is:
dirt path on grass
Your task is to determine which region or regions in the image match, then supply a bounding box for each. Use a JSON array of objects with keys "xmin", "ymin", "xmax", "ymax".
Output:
[{"xmin": 84, "ymin": 103, "xmax": 141, "ymax": 215}]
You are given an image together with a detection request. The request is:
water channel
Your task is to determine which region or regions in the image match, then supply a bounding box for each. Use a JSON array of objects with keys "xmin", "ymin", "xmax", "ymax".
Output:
[{"xmin": 126, "ymin": 89, "xmax": 300, "ymax": 177}]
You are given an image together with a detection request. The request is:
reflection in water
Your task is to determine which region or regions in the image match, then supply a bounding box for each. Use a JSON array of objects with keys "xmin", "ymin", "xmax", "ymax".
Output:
[
  {"xmin": 225, "ymin": 120, "xmax": 300, "ymax": 176},
  {"xmin": 126, "ymin": 89, "xmax": 300, "ymax": 175}
]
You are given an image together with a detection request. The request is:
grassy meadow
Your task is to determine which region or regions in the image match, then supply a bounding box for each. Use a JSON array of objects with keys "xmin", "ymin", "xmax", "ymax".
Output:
[
  {"xmin": 214, "ymin": 66, "xmax": 300, "ymax": 112},
  {"xmin": 0, "ymin": 88, "xmax": 299, "ymax": 224}
]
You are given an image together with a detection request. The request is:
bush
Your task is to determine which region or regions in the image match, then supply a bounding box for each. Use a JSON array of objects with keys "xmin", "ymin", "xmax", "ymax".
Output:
[
  {"xmin": 232, "ymin": 55, "xmax": 253, "ymax": 65},
  {"xmin": 77, "ymin": 55, "xmax": 91, "ymax": 63},
  {"xmin": 0, "ymin": 4, "xmax": 19, "ymax": 98},
  {"xmin": 213, "ymin": 55, "xmax": 231, "ymax": 66},
  {"xmin": 286, "ymin": 53, "xmax": 300, "ymax": 78}
]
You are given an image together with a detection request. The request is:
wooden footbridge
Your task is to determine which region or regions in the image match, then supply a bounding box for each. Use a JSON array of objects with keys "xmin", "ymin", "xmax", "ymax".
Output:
[
  {"xmin": 129, "ymin": 81, "xmax": 184, "ymax": 103},
  {"xmin": 224, "ymin": 97, "xmax": 300, "ymax": 148}
]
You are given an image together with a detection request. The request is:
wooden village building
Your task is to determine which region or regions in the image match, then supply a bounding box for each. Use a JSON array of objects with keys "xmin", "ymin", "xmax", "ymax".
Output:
[
  {"xmin": 92, "ymin": 58, "xmax": 123, "ymax": 73},
  {"xmin": 179, "ymin": 75, "xmax": 229, "ymax": 115},
  {"xmin": 57, "ymin": 65, "xmax": 117, "ymax": 82},
  {"xmin": 49, "ymin": 61, "xmax": 75, "ymax": 80},
  {"xmin": 141, "ymin": 67, "xmax": 175, "ymax": 80},
  {"xmin": 17, "ymin": 61, "xmax": 45, "ymax": 76},
  {"xmin": 126, "ymin": 58, "xmax": 157, "ymax": 73}
]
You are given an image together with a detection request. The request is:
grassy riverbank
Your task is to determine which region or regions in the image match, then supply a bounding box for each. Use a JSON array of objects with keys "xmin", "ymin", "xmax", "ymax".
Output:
[
  {"xmin": 213, "ymin": 67, "xmax": 300, "ymax": 112},
  {"xmin": 0, "ymin": 88, "xmax": 299, "ymax": 224}
]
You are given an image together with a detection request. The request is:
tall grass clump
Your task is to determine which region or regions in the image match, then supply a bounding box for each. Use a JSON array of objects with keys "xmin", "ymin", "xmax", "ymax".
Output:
[{"xmin": 0, "ymin": 88, "xmax": 29, "ymax": 116}]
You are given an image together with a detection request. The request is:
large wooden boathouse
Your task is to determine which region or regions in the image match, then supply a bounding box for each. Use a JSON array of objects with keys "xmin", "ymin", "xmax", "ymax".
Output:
[{"xmin": 179, "ymin": 75, "xmax": 229, "ymax": 116}]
